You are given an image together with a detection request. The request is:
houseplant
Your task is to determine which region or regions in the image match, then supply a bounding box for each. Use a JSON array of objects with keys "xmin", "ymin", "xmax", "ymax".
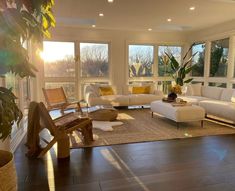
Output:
[
  {"xmin": 165, "ymin": 44, "xmax": 197, "ymax": 100},
  {"xmin": 0, "ymin": 0, "xmax": 55, "ymax": 190}
]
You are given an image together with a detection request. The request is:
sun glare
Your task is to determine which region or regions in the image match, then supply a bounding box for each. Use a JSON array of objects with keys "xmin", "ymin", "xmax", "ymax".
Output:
[{"xmin": 40, "ymin": 41, "xmax": 75, "ymax": 63}]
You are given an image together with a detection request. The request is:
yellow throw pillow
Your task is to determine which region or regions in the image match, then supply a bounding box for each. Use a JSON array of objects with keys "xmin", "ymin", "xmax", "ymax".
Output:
[
  {"xmin": 99, "ymin": 86, "xmax": 114, "ymax": 96},
  {"xmin": 132, "ymin": 86, "xmax": 151, "ymax": 94}
]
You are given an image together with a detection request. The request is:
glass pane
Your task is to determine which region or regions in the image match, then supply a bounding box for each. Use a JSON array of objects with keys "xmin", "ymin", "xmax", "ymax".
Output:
[
  {"xmin": 158, "ymin": 46, "xmax": 182, "ymax": 77},
  {"xmin": 233, "ymin": 84, "xmax": 235, "ymax": 89},
  {"xmin": 42, "ymin": 41, "xmax": 75, "ymax": 77},
  {"xmin": 208, "ymin": 82, "xmax": 227, "ymax": 88},
  {"xmin": 129, "ymin": 45, "xmax": 154, "ymax": 77},
  {"xmin": 80, "ymin": 43, "xmax": 109, "ymax": 77},
  {"xmin": 192, "ymin": 81, "xmax": 204, "ymax": 85},
  {"xmin": 191, "ymin": 43, "xmax": 205, "ymax": 77},
  {"xmin": 5, "ymin": 73, "xmax": 20, "ymax": 102},
  {"xmin": 45, "ymin": 82, "xmax": 76, "ymax": 100},
  {"xmin": 210, "ymin": 38, "xmax": 229, "ymax": 77}
]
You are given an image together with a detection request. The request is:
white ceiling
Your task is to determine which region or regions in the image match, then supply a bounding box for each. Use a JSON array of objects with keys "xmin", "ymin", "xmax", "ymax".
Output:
[{"xmin": 54, "ymin": 0, "xmax": 235, "ymax": 32}]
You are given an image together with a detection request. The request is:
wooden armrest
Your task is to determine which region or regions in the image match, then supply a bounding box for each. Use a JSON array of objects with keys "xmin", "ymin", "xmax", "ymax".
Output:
[{"xmin": 53, "ymin": 112, "xmax": 75, "ymax": 122}]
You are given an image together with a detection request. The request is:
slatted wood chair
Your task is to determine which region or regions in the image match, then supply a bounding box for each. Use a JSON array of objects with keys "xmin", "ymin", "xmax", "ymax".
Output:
[
  {"xmin": 26, "ymin": 101, "xmax": 93, "ymax": 158},
  {"xmin": 42, "ymin": 87, "xmax": 83, "ymax": 114}
]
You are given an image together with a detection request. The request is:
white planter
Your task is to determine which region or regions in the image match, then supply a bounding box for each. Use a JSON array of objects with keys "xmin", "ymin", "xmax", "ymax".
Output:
[
  {"xmin": 0, "ymin": 150, "xmax": 17, "ymax": 191},
  {"xmin": 0, "ymin": 138, "xmax": 11, "ymax": 151}
]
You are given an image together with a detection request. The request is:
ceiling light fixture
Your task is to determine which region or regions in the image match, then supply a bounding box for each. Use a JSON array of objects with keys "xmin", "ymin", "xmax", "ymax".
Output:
[
  {"xmin": 108, "ymin": 0, "xmax": 114, "ymax": 3},
  {"xmin": 99, "ymin": 13, "xmax": 104, "ymax": 17},
  {"xmin": 167, "ymin": 18, "xmax": 172, "ymax": 22},
  {"xmin": 189, "ymin": 6, "xmax": 195, "ymax": 10},
  {"xmin": 148, "ymin": 28, "xmax": 152, "ymax": 31},
  {"xmin": 92, "ymin": 25, "xmax": 96, "ymax": 28}
]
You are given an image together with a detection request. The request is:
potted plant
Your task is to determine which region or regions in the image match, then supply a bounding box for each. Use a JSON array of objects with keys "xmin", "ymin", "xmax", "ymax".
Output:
[
  {"xmin": 0, "ymin": 0, "xmax": 55, "ymax": 190},
  {"xmin": 165, "ymin": 44, "xmax": 197, "ymax": 100}
]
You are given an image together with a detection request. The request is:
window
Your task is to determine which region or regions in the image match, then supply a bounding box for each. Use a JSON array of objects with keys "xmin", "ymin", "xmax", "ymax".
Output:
[
  {"xmin": 233, "ymin": 84, "xmax": 235, "ymax": 89},
  {"xmin": 210, "ymin": 38, "xmax": 229, "ymax": 77},
  {"xmin": 208, "ymin": 82, "xmax": 227, "ymax": 88},
  {"xmin": 158, "ymin": 46, "xmax": 182, "ymax": 76},
  {"xmin": 129, "ymin": 45, "xmax": 154, "ymax": 77},
  {"xmin": 191, "ymin": 43, "xmax": 205, "ymax": 77},
  {"xmin": 80, "ymin": 43, "xmax": 109, "ymax": 77},
  {"xmin": 42, "ymin": 41, "xmax": 75, "ymax": 77},
  {"xmin": 45, "ymin": 82, "xmax": 76, "ymax": 100}
]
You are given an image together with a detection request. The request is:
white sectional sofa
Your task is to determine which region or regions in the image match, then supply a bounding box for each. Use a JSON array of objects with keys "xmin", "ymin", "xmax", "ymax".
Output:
[
  {"xmin": 84, "ymin": 84, "xmax": 164, "ymax": 107},
  {"xmin": 180, "ymin": 84, "xmax": 235, "ymax": 123}
]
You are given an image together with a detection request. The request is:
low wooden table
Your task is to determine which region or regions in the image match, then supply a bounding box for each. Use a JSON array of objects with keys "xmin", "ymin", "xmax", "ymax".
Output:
[{"xmin": 88, "ymin": 105, "xmax": 118, "ymax": 121}]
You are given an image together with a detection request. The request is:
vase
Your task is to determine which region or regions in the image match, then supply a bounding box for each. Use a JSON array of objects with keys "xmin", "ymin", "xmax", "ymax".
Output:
[{"xmin": 167, "ymin": 92, "xmax": 177, "ymax": 101}]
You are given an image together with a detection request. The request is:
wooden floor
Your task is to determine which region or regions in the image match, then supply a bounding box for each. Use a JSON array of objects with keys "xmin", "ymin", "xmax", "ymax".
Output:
[{"xmin": 15, "ymin": 134, "xmax": 235, "ymax": 191}]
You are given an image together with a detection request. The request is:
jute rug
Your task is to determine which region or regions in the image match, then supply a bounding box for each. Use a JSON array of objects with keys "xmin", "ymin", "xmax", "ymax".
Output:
[{"xmin": 69, "ymin": 108, "xmax": 235, "ymax": 148}]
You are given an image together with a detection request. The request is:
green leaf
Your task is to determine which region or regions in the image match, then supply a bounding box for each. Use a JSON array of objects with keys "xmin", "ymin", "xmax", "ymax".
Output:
[{"xmin": 184, "ymin": 78, "xmax": 193, "ymax": 84}]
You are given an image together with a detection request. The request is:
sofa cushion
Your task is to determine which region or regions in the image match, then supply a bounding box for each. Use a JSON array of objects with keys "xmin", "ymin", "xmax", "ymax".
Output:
[
  {"xmin": 129, "ymin": 94, "xmax": 162, "ymax": 105},
  {"xmin": 199, "ymin": 100, "xmax": 235, "ymax": 122},
  {"xmin": 201, "ymin": 86, "xmax": 223, "ymax": 100},
  {"xmin": 89, "ymin": 95, "xmax": 129, "ymax": 107},
  {"xmin": 220, "ymin": 89, "xmax": 235, "ymax": 102},
  {"xmin": 232, "ymin": 91, "xmax": 235, "ymax": 103},
  {"xmin": 186, "ymin": 83, "xmax": 202, "ymax": 96}
]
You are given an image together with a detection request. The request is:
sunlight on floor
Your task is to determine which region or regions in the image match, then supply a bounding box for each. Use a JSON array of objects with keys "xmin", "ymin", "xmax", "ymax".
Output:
[
  {"xmin": 100, "ymin": 148, "xmax": 151, "ymax": 191},
  {"xmin": 184, "ymin": 133, "xmax": 193, "ymax": 137},
  {"xmin": 46, "ymin": 152, "xmax": 55, "ymax": 191},
  {"xmin": 118, "ymin": 113, "xmax": 135, "ymax": 120}
]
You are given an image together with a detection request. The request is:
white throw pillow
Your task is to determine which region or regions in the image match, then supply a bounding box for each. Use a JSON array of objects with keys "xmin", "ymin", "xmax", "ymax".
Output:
[
  {"xmin": 190, "ymin": 83, "xmax": 202, "ymax": 96},
  {"xmin": 231, "ymin": 91, "xmax": 235, "ymax": 103}
]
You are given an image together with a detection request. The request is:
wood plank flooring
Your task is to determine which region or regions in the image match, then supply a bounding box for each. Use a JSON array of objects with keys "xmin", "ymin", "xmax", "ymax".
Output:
[{"xmin": 15, "ymin": 135, "xmax": 235, "ymax": 191}]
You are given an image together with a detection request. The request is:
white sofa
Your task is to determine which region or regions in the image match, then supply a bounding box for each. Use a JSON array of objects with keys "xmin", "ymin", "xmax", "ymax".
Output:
[
  {"xmin": 84, "ymin": 84, "xmax": 164, "ymax": 107},
  {"xmin": 180, "ymin": 84, "xmax": 235, "ymax": 123}
]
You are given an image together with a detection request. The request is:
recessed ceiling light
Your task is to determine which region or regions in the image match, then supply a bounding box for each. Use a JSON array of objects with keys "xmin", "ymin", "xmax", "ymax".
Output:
[
  {"xmin": 189, "ymin": 6, "xmax": 195, "ymax": 10},
  {"xmin": 167, "ymin": 18, "xmax": 172, "ymax": 22},
  {"xmin": 108, "ymin": 0, "xmax": 114, "ymax": 3},
  {"xmin": 99, "ymin": 13, "xmax": 104, "ymax": 17},
  {"xmin": 148, "ymin": 28, "xmax": 152, "ymax": 31},
  {"xmin": 92, "ymin": 25, "xmax": 96, "ymax": 28}
]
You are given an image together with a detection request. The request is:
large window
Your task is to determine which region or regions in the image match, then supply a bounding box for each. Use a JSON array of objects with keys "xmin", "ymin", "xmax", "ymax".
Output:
[
  {"xmin": 191, "ymin": 43, "xmax": 205, "ymax": 77},
  {"xmin": 158, "ymin": 46, "xmax": 182, "ymax": 77},
  {"xmin": 208, "ymin": 82, "xmax": 227, "ymax": 88},
  {"xmin": 210, "ymin": 38, "xmax": 229, "ymax": 77},
  {"xmin": 42, "ymin": 41, "xmax": 75, "ymax": 77},
  {"xmin": 128, "ymin": 45, "xmax": 154, "ymax": 77},
  {"xmin": 80, "ymin": 43, "xmax": 109, "ymax": 77}
]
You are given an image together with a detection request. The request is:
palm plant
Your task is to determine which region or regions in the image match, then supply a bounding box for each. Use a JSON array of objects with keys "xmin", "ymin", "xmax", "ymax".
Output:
[
  {"xmin": 165, "ymin": 44, "xmax": 197, "ymax": 86},
  {"xmin": 0, "ymin": 0, "xmax": 55, "ymax": 140}
]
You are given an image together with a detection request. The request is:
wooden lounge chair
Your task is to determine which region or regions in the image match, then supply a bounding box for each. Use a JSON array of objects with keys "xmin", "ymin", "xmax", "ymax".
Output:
[
  {"xmin": 42, "ymin": 87, "xmax": 83, "ymax": 114},
  {"xmin": 26, "ymin": 101, "xmax": 93, "ymax": 158}
]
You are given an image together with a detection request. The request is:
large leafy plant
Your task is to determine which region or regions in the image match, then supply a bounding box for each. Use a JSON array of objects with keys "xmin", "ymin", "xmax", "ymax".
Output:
[
  {"xmin": 0, "ymin": 0, "xmax": 55, "ymax": 140},
  {"xmin": 165, "ymin": 44, "xmax": 197, "ymax": 86}
]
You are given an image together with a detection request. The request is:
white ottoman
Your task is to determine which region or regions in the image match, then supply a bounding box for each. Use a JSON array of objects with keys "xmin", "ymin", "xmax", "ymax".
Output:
[{"xmin": 151, "ymin": 100, "xmax": 205, "ymax": 128}]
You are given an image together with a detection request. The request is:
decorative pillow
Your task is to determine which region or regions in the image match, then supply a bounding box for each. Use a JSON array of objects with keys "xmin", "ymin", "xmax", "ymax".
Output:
[
  {"xmin": 132, "ymin": 86, "xmax": 151, "ymax": 94},
  {"xmin": 99, "ymin": 86, "xmax": 114, "ymax": 96},
  {"xmin": 231, "ymin": 91, "xmax": 235, "ymax": 103},
  {"xmin": 190, "ymin": 83, "xmax": 202, "ymax": 96}
]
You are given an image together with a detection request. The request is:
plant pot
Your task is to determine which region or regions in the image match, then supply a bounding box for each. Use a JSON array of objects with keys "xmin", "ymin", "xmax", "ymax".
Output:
[
  {"xmin": 0, "ymin": 138, "xmax": 11, "ymax": 151},
  {"xmin": 0, "ymin": 150, "xmax": 17, "ymax": 191},
  {"xmin": 167, "ymin": 92, "xmax": 177, "ymax": 101}
]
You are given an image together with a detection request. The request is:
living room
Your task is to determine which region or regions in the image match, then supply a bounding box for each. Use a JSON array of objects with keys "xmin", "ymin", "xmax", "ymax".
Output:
[{"xmin": 1, "ymin": 0, "xmax": 235, "ymax": 190}]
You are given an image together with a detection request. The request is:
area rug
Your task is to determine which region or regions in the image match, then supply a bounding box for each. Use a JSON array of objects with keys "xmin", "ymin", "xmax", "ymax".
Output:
[{"xmin": 69, "ymin": 108, "xmax": 235, "ymax": 148}]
